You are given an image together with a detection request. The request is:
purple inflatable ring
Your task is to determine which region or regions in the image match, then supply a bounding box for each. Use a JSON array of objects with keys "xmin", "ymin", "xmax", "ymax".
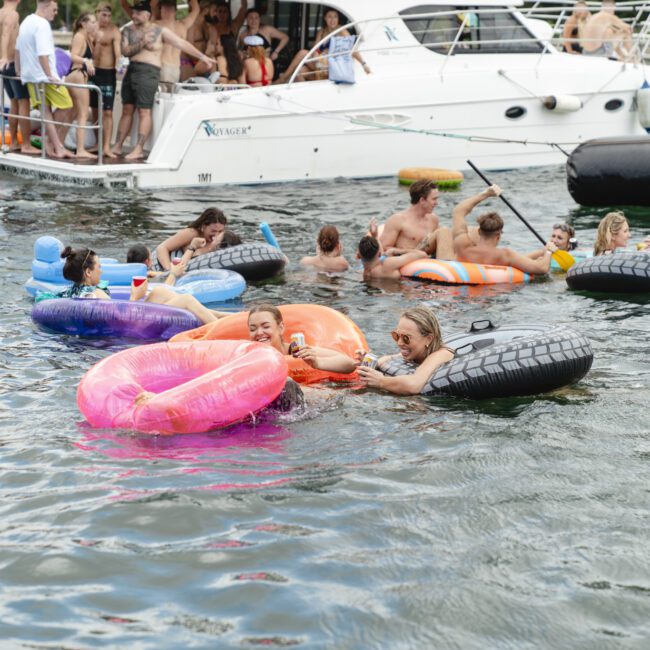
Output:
[
  {"xmin": 55, "ymin": 48, "xmax": 72, "ymax": 78},
  {"xmin": 32, "ymin": 298, "xmax": 202, "ymax": 340}
]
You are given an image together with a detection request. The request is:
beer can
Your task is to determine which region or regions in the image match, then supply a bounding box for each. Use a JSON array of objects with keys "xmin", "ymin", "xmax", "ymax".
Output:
[
  {"xmin": 361, "ymin": 352, "xmax": 379, "ymax": 369},
  {"xmin": 289, "ymin": 332, "xmax": 306, "ymax": 354}
]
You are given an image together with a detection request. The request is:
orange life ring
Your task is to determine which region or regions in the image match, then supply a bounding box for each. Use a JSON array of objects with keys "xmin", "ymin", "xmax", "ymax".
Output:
[
  {"xmin": 172, "ymin": 304, "xmax": 367, "ymax": 384},
  {"xmin": 398, "ymin": 167, "xmax": 464, "ymax": 189}
]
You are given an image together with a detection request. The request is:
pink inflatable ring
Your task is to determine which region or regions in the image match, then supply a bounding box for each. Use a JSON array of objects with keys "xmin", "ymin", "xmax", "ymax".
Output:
[{"xmin": 77, "ymin": 340, "xmax": 288, "ymax": 435}]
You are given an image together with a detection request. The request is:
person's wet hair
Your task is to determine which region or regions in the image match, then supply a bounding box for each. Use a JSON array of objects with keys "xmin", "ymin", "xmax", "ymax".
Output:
[
  {"xmin": 219, "ymin": 229, "xmax": 242, "ymax": 248},
  {"xmin": 477, "ymin": 212, "xmax": 504, "ymax": 235},
  {"xmin": 594, "ymin": 211, "xmax": 627, "ymax": 256},
  {"xmin": 358, "ymin": 235, "xmax": 380, "ymax": 262},
  {"xmin": 126, "ymin": 243, "xmax": 150, "ymax": 264},
  {"xmin": 400, "ymin": 306, "xmax": 443, "ymax": 356},
  {"xmin": 248, "ymin": 303, "xmax": 283, "ymax": 325},
  {"xmin": 61, "ymin": 246, "xmax": 96, "ymax": 283},
  {"xmin": 188, "ymin": 207, "xmax": 227, "ymax": 231},
  {"xmin": 409, "ymin": 179, "xmax": 437, "ymax": 205},
  {"xmin": 318, "ymin": 225, "xmax": 340, "ymax": 253}
]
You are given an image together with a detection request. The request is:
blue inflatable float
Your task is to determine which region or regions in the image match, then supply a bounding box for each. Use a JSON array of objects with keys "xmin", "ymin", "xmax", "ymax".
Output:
[{"xmin": 26, "ymin": 236, "xmax": 247, "ymax": 304}]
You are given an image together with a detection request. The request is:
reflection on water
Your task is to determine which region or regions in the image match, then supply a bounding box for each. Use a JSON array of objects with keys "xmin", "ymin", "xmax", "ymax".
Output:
[{"xmin": 0, "ymin": 168, "xmax": 649, "ymax": 647}]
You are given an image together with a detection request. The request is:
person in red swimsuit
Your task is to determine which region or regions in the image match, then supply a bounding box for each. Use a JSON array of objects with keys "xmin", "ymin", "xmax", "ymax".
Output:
[{"xmin": 242, "ymin": 34, "xmax": 273, "ymax": 86}]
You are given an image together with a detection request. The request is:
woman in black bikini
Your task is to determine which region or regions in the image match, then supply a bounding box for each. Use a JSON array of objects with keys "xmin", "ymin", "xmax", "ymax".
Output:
[
  {"xmin": 238, "ymin": 8, "xmax": 289, "ymax": 65},
  {"xmin": 66, "ymin": 12, "xmax": 98, "ymax": 159},
  {"xmin": 356, "ymin": 306, "xmax": 454, "ymax": 395},
  {"xmin": 562, "ymin": 1, "xmax": 591, "ymax": 54}
]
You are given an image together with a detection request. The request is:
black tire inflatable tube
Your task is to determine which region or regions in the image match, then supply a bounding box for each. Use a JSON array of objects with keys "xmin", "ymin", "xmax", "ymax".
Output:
[
  {"xmin": 379, "ymin": 321, "xmax": 593, "ymax": 399},
  {"xmin": 153, "ymin": 243, "xmax": 286, "ymax": 281},
  {"xmin": 566, "ymin": 136, "xmax": 650, "ymax": 207},
  {"xmin": 566, "ymin": 252, "xmax": 650, "ymax": 293}
]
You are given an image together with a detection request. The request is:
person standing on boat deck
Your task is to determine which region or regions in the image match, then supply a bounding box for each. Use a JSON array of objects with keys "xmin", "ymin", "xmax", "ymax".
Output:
[
  {"xmin": 65, "ymin": 12, "xmax": 99, "ymax": 160},
  {"xmin": 580, "ymin": 0, "xmax": 635, "ymax": 61},
  {"xmin": 358, "ymin": 235, "xmax": 428, "ymax": 281},
  {"xmin": 121, "ymin": 0, "xmax": 199, "ymax": 92},
  {"xmin": 204, "ymin": 0, "xmax": 248, "ymax": 42},
  {"xmin": 113, "ymin": 0, "xmax": 215, "ymax": 160},
  {"xmin": 451, "ymin": 185, "xmax": 556, "ymax": 276},
  {"xmin": 155, "ymin": 207, "xmax": 228, "ymax": 271},
  {"xmin": 379, "ymin": 179, "xmax": 441, "ymax": 252},
  {"xmin": 238, "ymin": 7, "xmax": 288, "ymax": 65},
  {"xmin": 15, "ymin": 0, "xmax": 75, "ymax": 159},
  {"xmin": 91, "ymin": 2, "xmax": 120, "ymax": 158},
  {"xmin": 276, "ymin": 7, "xmax": 371, "ymax": 84},
  {"xmin": 562, "ymin": 1, "xmax": 591, "ymax": 54},
  {"xmin": 242, "ymin": 34, "xmax": 272, "ymax": 86},
  {"xmin": 0, "ymin": 0, "xmax": 40, "ymax": 154}
]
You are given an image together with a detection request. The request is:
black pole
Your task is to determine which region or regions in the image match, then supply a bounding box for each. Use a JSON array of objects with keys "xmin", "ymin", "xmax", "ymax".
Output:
[{"xmin": 466, "ymin": 160, "xmax": 546, "ymax": 246}]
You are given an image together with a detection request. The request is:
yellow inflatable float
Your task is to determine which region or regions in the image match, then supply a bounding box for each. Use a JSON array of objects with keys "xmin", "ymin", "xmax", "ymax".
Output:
[{"xmin": 398, "ymin": 167, "xmax": 464, "ymax": 189}]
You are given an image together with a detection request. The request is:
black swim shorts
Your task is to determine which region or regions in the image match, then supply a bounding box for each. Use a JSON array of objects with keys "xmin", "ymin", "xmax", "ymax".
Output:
[
  {"xmin": 2, "ymin": 62, "xmax": 30, "ymax": 101},
  {"xmin": 120, "ymin": 61, "xmax": 160, "ymax": 109},
  {"xmin": 90, "ymin": 67, "xmax": 117, "ymax": 111}
]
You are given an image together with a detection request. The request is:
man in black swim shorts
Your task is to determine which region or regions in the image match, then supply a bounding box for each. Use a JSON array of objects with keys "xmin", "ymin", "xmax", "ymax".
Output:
[{"xmin": 113, "ymin": 0, "xmax": 215, "ymax": 160}]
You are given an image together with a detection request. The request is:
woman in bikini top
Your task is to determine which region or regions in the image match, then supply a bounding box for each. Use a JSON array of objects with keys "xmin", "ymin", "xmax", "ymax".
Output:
[
  {"xmin": 238, "ymin": 8, "xmax": 289, "ymax": 63},
  {"xmin": 243, "ymin": 35, "xmax": 274, "ymax": 87},
  {"xmin": 356, "ymin": 306, "xmax": 455, "ymax": 396}
]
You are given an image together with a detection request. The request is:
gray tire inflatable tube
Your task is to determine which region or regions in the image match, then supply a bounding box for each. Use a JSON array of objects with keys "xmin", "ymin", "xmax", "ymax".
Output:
[
  {"xmin": 566, "ymin": 252, "xmax": 650, "ymax": 293},
  {"xmin": 379, "ymin": 321, "xmax": 593, "ymax": 399},
  {"xmin": 153, "ymin": 243, "xmax": 286, "ymax": 281}
]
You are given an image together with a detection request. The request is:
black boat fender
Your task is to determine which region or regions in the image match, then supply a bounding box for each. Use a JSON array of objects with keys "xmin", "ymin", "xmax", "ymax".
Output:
[
  {"xmin": 379, "ymin": 321, "xmax": 593, "ymax": 398},
  {"xmin": 566, "ymin": 252, "xmax": 650, "ymax": 293}
]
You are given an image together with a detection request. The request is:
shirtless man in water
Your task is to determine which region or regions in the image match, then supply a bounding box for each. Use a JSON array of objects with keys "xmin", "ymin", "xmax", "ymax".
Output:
[
  {"xmin": 91, "ymin": 2, "xmax": 121, "ymax": 157},
  {"xmin": 379, "ymin": 180, "xmax": 441, "ymax": 251},
  {"xmin": 452, "ymin": 185, "xmax": 556, "ymax": 276},
  {"xmin": 114, "ymin": 0, "xmax": 215, "ymax": 160}
]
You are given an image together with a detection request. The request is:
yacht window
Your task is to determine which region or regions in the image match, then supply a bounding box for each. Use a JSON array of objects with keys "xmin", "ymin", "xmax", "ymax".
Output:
[{"xmin": 399, "ymin": 5, "xmax": 543, "ymax": 54}]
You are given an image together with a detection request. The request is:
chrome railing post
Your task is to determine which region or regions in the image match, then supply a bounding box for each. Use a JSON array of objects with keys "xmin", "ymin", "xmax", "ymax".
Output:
[{"xmin": 39, "ymin": 83, "xmax": 46, "ymax": 159}]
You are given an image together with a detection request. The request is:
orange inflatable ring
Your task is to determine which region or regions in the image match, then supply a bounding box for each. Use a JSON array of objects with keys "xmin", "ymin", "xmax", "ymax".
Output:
[
  {"xmin": 172, "ymin": 304, "xmax": 367, "ymax": 384},
  {"xmin": 398, "ymin": 167, "xmax": 464, "ymax": 189}
]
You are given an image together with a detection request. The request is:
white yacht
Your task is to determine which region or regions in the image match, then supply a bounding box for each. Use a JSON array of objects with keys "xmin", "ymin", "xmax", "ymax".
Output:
[{"xmin": 2, "ymin": 0, "xmax": 649, "ymax": 189}]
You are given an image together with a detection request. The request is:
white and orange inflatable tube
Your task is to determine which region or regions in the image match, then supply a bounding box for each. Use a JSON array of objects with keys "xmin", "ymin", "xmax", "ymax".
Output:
[
  {"xmin": 172, "ymin": 304, "xmax": 367, "ymax": 384},
  {"xmin": 77, "ymin": 340, "xmax": 288, "ymax": 434}
]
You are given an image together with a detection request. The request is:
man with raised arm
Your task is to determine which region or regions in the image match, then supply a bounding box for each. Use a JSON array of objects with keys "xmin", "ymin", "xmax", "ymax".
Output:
[
  {"xmin": 379, "ymin": 179, "xmax": 440, "ymax": 251},
  {"xmin": 451, "ymin": 185, "xmax": 556, "ymax": 276},
  {"xmin": 15, "ymin": 0, "xmax": 74, "ymax": 159},
  {"xmin": 1, "ymin": 0, "xmax": 39, "ymax": 153},
  {"xmin": 91, "ymin": 2, "xmax": 121, "ymax": 158},
  {"xmin": 113, "ymin": 0, "xmax": 215, "ymax": 160},
  {"xmin": 580, "ymin": 0, "xmax": 635, "ymax": 61}
]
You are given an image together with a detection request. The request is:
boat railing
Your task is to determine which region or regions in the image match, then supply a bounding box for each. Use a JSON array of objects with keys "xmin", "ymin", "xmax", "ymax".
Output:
[
  {"xmin": 0, "ymin": 76, "xmax": 104, "ymax": 164},
  {"xmin": 286, "ymin": 5, "xmax": 650, "ymax": 88},
  {"xmin": 522, "ymin": 0, "xmax": 650, "ymax": 59}
]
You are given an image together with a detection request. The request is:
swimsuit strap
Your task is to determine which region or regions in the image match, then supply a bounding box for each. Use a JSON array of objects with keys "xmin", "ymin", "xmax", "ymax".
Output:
[{"xmin": 260, "ymin": 58, "xmax": 268, "ymax": 86}]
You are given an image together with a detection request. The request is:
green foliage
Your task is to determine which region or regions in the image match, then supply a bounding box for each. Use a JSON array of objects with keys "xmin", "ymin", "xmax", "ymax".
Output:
[{"xmin": 17, "ymin": 1, "xmax": 131, "ymax": 31}]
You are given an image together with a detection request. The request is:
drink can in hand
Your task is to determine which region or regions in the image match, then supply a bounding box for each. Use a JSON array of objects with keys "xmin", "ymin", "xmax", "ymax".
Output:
[
  {"xmin": 361, "ymin": 352, "xmax": 379, "ymax": 369},
  {"xmin": 289, "ymin": 332, "xmax": 306, "ymax": 355}
]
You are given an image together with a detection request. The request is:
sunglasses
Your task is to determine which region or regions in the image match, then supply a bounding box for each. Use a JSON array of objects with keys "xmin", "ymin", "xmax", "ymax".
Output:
[
  {"xmin": 391, "ymin": 330, "xmax": 412, "ymax": 345},
  {"xmin": 553, "ymin": 223, "xmax": 575, "ymax": 237}
]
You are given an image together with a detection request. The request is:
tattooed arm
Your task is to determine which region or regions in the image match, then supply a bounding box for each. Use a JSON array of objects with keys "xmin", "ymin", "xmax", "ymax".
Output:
[{"xmin": 121, "ymin": 25, "xmax": 147, "ymax": 58}]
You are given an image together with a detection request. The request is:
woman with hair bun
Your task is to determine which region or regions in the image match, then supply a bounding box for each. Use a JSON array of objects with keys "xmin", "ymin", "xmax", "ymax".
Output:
[
  {"xmin": 58, "ymin": 245, "xmax": 225, "ymax": 324},
  {"xmin": 300, "ymin": 225, "xmax": 349, "ymax": 272},
  {"xmin": 356, "ymin": 306, "xmax": 454, "ymax": 395},
  {"xmin": 594, "ymin": 211, "xmax": 630, "ymax": 256},
  {"xmin": 154, "ymin": 207, "xmax": 229, "ymax": 271}
]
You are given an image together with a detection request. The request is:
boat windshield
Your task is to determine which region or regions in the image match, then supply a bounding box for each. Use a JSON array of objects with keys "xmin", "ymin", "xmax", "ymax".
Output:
[{"xmin": 399, "ymin": 5, "xmax": 544, "ymax": 54}]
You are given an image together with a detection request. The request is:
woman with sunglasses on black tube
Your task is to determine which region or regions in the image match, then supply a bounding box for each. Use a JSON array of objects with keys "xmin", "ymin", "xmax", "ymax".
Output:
[{"xmin": 356, "ymin": 306, "xmax": 454, "ymax": 395}]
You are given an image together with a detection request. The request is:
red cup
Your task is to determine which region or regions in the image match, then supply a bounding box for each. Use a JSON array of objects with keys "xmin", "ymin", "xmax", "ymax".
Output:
[{"xmin": 132, "ymin": 276, "xmax": 147, "ymax": 287}]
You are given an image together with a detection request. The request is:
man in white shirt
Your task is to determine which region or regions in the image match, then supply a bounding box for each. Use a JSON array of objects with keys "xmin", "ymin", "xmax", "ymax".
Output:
[{"xmin": 15, "ymin": 0, "xmax": 74, "ymax": 158}]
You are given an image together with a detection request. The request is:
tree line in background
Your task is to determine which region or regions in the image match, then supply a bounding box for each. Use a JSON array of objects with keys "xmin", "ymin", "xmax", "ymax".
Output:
[{"xmin": 17, "ymin": 1, "xmax": 131, "ymax": 31}]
